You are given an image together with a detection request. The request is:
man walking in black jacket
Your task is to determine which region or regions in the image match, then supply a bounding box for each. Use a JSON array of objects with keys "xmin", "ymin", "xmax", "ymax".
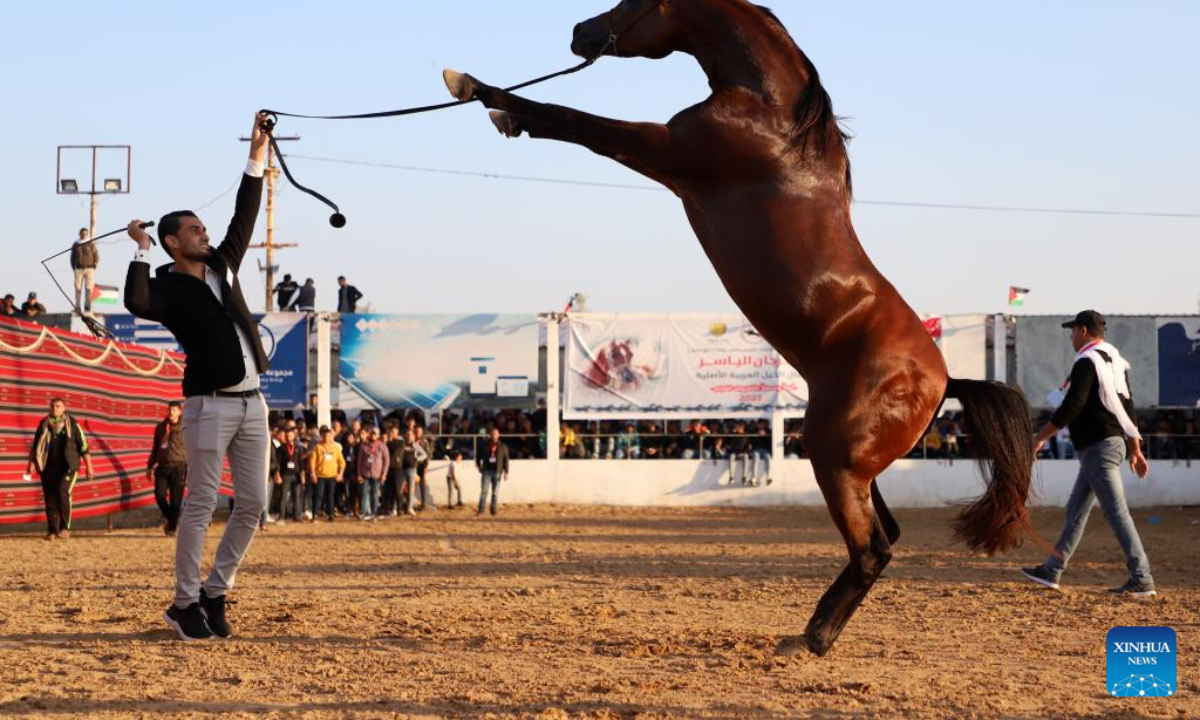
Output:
[
  {"xmin": 125, "ymin": 112, "xmax": 271, "ymax": 641},
  {"xmin": 147, "ymin": 401, "xmax": 188, "ymax": 537},
  {"xmin": 1022, "ymin": 310, "xmax": 1155, "ymax": 598},
  {"xmin": 25, "ymin": 398, "xmax": 94, "ymax": 540}
]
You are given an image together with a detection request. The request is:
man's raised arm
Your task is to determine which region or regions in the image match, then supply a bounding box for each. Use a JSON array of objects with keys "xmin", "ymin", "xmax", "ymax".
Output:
[{"xmin": 217, "ymin": 112, "xmax": 271, "ymax": 273}]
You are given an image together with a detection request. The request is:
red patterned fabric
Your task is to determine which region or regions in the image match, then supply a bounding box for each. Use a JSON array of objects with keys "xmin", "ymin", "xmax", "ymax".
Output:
[{"xmin": 0, "ymin": 315, "xmax": 188, "ymax": 524}]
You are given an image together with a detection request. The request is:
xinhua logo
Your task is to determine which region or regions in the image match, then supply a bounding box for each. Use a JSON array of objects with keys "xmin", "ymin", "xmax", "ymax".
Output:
[{"xmin": 1107, "ymin": 626, "xmax": 1177, "ymax": 697}]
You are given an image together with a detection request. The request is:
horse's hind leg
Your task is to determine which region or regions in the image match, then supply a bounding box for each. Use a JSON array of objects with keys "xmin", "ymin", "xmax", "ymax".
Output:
[
  {"xmin": 871, "ymin": 479, "xmax": 900, "ymax": 544},
  {"xmin": 777, "ymin": 468, "xmax": 893, "ymax": 657}
]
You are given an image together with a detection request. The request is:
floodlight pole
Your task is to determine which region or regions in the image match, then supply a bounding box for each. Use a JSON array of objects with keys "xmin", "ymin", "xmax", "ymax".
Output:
[
  {"xmin": 57, "ymin": 145, "xmax": 132, "ymax": 242},
  {"xmin": 89, "ymin": 147, "xmax": 98, "ymax": 241}
]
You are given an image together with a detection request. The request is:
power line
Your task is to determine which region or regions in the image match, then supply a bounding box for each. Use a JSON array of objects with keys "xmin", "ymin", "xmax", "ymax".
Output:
[
  {"xmin": 286, "ymin": 154, "xmax": 663, "ymax": 192},
  {"xmin": 194, "ymin": 176, "xmax": 242, "ymax": 211},
  {"xmin": 285, "ymin": 153, "xmax": 1200, "ymax": 220}
]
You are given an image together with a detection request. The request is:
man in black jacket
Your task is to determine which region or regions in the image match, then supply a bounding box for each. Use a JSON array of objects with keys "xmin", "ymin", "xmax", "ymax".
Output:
[
  {"xmin": 25, "ymin": 398, "xmax": 94, "ymax": 540},
  {"xmin": 125, "ymin": 112, "xmax": 271, "ymax": 641},
  {"xmin": 1022, "ymin": 310, "xmax": 1155, "ymax": 598},
  {"xmin": 475, "ymin": 427, "xmax": 510, "ymax": 516},
  {"xmin": 273, "ymin": 274, "xmax": 299, "ymax": 311},
  {"xmin": 147, "ymin": 401, "xmax": 187, "ymax": 537},
  {"xmin": 336, "ymin": 276, "xmax": 363, "ymax": 313}
]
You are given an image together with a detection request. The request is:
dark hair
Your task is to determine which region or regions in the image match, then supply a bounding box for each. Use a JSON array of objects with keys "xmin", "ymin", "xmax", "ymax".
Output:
[
  {"xmin": 168, "ymin": 400, "xmax": 183, "ymax": 409},
  {"xmin": 338, "ymin": 276, "xmax": 346, "ymax": 282},
  {"xmin": 319, "ymin": 425, "xmax": 332, "ymax": 435},
  {"xmin": 158, "ymin": 210, "xmax": 198, "ymax": 258},
  {"xmin": 49, "ymin": 397, "xmax": 65, "ymax": 406},
  {"xmin": 79, "ymin": 228, "xmax": 88, "ymax": 235},
  {"xmin": 754, "ymin": 6, "xmax": 853, "ymax": 194}
]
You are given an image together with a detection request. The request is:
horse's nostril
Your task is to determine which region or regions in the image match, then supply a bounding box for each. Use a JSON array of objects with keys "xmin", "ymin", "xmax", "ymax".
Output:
[{"xmin": 573, "ymin": 23, "xmax": 584, "ymax": 39}]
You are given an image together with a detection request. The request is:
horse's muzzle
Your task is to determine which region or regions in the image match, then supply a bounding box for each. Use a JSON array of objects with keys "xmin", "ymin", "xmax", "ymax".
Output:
[{"xmin": 571, "ymin": 22, "xmax": 610, "ymax": 60}]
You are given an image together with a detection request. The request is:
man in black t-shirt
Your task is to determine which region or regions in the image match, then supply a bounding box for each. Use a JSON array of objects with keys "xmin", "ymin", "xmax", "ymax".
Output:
[{"xmin": 1022, "ymin": 311, "xmax": 1154, "ymax": 598}]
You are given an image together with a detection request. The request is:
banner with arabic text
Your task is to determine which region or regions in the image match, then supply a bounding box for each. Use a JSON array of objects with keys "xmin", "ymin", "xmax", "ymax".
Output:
[{"xmin": 564, "ymin": 314, "xmax": 808, "ymax": 419}]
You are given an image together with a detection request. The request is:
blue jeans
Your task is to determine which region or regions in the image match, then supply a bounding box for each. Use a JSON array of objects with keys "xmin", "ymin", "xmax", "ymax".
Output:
[
  {"xmin": 402, "ymin": 467, "xmax": 418, "ymax": 512},
  {"xmin": 1044, "ymin": 436, "xmax": 1153, "ymax": 585},
  {"xmin": 478, "ymin": 470, "xmax": 501, "ymax": 514},
  {"xmin": 360, "ymin": 477, "xmax": 381, "ymax": 518},
  {"xmin": 750, "ymin": 448, "xmax": 770, "ymax": 482}
]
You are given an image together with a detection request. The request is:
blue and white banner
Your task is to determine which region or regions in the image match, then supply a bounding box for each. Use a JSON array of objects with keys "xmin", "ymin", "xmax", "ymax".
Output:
[
  {"xmin": 338, "ymin": 314, "xmax": 539, "ymax": 412},
  {"xmin": 104, "ymin": 313, "xmax": 309, "ymax": 409}
]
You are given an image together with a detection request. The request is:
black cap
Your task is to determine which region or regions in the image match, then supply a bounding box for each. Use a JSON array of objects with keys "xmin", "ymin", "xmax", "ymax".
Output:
[{"xmin": 1062, "ymin": 310, "xmax": 1106, "ymax": 332}]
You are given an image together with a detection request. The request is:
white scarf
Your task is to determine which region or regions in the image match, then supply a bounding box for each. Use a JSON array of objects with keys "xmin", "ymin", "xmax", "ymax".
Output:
[{"xmin": 1073, "ymin": 340, "xmax": 1141, "ymax": 441}]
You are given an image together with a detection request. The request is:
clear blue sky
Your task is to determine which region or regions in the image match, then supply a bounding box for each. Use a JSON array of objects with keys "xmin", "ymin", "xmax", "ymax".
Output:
[{"xmin": 3, "ymin": 1, "xmax": 1197, "ymax": 316}]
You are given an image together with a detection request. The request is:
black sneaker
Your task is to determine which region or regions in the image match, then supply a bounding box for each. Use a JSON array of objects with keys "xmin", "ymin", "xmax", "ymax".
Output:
[
  {"xmin": 1107, "ymin": 579, "xmax": 1157, "ymax": 598},
  {"xmin": 199, "ymin": 589, "xmax": 235, "ymax": 638},
  {"xmin": 1020, "ymin": 566, "xmax": 1061, "ymax": 591},
  {"xmin": 164, "ymin": 603, "xmax": 213, "ymax": 641}
]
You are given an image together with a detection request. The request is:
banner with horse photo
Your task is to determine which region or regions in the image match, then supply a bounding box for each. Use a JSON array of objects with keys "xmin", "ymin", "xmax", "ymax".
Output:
[
  {"xmin": 563, "ymin": 314, "xmax": 809, "ymax": 420},
  {"xmin": 0, "ymin": 316, "xmax": 184, "ymax": 524},
  {"xmin": 337, "ymin": 314, "xmax": 540, "ymax": 414}
]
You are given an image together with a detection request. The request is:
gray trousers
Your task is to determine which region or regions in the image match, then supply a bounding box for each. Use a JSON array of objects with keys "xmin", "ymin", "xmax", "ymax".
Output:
[
  {"xmin": 1044, "ymin": 436, "xmax": 1153, "ymax": 585},
  {"xmin": 175, "ymin": 394, "xmax": 270, "ymax": 608}
]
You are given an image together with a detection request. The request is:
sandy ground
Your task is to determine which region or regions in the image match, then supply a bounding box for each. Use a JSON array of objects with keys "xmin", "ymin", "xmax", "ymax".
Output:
[{"xmin": 0, "ymin": 503, "xmax": 1196, "ymax": 719}]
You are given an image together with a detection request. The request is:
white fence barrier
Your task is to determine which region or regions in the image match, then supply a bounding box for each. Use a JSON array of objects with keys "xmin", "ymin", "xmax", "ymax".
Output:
[{"xmin": 420, "ymin": 459, "xmax": 1198, "ymax": 509}]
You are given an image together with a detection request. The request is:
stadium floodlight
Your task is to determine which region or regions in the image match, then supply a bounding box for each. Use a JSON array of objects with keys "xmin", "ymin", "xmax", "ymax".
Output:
[
  {"xmin": 60, "ymin": 179, "xmax": 78, "ymax": 193},
  {"xmin": 104, "ymin": 178, "xmax": 122, "ymax": 192}
]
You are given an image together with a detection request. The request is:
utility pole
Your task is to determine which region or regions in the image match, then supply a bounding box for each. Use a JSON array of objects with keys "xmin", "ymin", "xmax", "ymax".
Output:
[{"xmin": 241, "ymin": 134, "xmax": 299, "ymax": 311}]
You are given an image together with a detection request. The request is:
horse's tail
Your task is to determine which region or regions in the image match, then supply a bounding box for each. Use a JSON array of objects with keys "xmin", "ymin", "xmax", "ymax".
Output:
[{"xmin": 945, "ymin": 378, "xmax": 1034, "ymax": 555}]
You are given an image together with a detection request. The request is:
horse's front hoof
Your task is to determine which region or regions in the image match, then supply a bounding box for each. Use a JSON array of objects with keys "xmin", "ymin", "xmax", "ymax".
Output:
[
  {"xmin": 489, "ymin": 111, "xmax": 523, "ymax": 138},
  {"xmin": 443, "ymin": 69, "xmax": 475, "ymax": 102},
  {"xmin": 775, "ymin": 634, "xmax": 828, "ymax": 658}
]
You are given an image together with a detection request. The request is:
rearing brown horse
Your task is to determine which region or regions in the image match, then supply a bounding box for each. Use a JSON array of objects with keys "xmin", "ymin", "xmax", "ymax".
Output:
[{"xmin": 445, "ymin": 0, "xmax": 1034, "ymax": 656}]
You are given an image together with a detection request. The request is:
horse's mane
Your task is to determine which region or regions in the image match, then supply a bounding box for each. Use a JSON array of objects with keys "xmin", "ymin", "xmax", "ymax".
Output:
[{"xmin": 753, "ymin": 5, "xmax": 853, "ymax": 195}]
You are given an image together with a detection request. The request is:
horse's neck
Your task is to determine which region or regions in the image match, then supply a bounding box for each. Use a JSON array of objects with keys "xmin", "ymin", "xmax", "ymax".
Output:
[{"xmin": 683, "ymin": 3, "xmax": 806, "ymax": 106}]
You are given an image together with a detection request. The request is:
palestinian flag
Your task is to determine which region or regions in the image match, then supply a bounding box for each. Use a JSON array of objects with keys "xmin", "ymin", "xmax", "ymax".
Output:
[
  {"xmin": 90, "ymin": 284, "xmax": 119, "ymax": 306},
  {"xmin": 1008, "ymin": 286, "xmax": 1030, "ymax": 307}
]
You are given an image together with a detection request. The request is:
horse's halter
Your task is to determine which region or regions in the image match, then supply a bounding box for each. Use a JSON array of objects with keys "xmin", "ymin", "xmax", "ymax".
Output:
[{"xmin": 603, "ymin": 0, "xmax": 667, "ymax": 57}]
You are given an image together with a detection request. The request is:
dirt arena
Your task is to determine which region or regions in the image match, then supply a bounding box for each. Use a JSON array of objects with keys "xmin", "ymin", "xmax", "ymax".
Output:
[{"xmin": 0, "ymin": 503, "xmax": 1195, "ymax": 719}]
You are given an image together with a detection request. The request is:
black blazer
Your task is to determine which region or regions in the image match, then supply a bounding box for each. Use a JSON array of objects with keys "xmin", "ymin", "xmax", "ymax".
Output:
[
  {"xmin": 475, "ymin": 440, "xmax": 511, "ymax": 475},
  {"xmin": 125, "ymin": 173, "xmax": 269, "ymax": 397}
]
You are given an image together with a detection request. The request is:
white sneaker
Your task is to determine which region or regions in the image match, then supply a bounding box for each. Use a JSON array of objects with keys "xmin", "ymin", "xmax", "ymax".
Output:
[{"xmin": 303, "ymin": 511, "xmax": 313, "ymax": 521}]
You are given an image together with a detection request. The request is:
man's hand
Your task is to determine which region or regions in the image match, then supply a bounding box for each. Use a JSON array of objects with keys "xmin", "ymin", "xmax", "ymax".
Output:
[
  {"xmin": 249, "ymin": 112, "xmax": 271, "ymax": 163},
  {"xmin": 127, "ymin": 220, "xmax": 153, "ymax": 251},
  {"xmin": 145, "ymin": 468, "xmax": 154, "ymax": 483},
  {"xmin": 1130, "ymin": 450, "xmax": 1149, "ymax": 479}
]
